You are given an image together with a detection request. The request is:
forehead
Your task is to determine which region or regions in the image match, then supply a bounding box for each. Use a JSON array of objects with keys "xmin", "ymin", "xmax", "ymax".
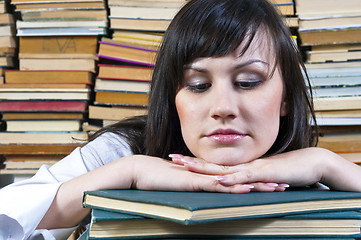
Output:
[
  {"xmin": 233, "ymin": 28, "xmax": 275, "ymax": 63},
  {"xmin": 188, "ymin": 29, "xmax": 275, "ymax": 68}
]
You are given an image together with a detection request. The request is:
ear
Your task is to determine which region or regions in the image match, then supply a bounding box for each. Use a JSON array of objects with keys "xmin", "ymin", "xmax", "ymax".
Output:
[{"xmin": 280, "ymin": 100, "xmax": 288, "ymax": 117}]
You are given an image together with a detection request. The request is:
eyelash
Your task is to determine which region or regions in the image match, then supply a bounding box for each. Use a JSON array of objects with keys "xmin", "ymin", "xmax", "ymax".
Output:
[{"xmin": 186, "ymin": 80, "xmax": 263, "ymax": 93}]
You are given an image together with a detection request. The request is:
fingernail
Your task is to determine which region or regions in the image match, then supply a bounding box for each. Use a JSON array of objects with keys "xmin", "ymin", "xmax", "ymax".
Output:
[
  {"xmin": 169, "ymin": 154, "xmax": 183, "ymax": 160},
  {"xmin": 278, "ymin": 183, "xmax": 290, "ymax": 188},
  {"xmin": 243, "ymin": 184, "xmax": 255, "ymax": 189},
  {"xmin": 266, "ymin": 183, "xmax": 279, "ymax": 187},
  {"xmin": 180, "ymin": 156, "xmax": 195, "ymax": 165}
]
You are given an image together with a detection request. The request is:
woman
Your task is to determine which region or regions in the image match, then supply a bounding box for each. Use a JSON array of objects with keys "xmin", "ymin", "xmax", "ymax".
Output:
[{"xmin": 1, "ymin": 0, "xmax": 361, "ymax": 239}]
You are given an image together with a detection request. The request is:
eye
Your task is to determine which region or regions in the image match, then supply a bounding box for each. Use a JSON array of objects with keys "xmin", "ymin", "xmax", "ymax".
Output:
[
  {"xmin": 234, "ymin": 80, "xmax": 262, "ymax": 89},
  {"xmin": 234, "ymin": 72, "xmax": 265, "ymax": 89},
  {"xmin": 186, "ymin": 83, "xmax": 212, "ymax": 93}
]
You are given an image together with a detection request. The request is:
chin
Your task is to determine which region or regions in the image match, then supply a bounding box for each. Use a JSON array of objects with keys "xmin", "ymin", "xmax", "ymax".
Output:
[{"xmin": 202, "ymin": 152, "xmax": 256, "ymax": 166}]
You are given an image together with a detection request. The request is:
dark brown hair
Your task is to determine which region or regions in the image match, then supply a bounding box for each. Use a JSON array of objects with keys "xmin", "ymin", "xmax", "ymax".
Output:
[{"xmin": 92, "ymin": 0, "xmax": 317, "ymax": 159}]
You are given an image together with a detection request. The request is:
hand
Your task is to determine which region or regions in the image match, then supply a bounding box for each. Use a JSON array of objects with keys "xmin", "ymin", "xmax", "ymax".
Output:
[
  {"xmin": 170, "ymin": 147, "xmax": 361, "ymax": 192},
  {"xmin": 169, "ymin": 154, "xmax": 291, "ymax": 192},
  {"xmin": 130, "ymin": 155, "xmax": 254, "ymax": 193}
]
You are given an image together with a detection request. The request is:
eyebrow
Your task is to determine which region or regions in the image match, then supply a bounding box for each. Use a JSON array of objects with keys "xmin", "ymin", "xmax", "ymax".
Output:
[{"xmin": 184, "ymin": 59, "xmax": 269, "ymax": 72}]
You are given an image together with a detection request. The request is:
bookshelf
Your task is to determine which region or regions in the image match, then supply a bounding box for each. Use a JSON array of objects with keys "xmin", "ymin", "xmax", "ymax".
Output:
[{"xmin": 0, "ymin": 0, "xmax": 360, "ymax": 181}]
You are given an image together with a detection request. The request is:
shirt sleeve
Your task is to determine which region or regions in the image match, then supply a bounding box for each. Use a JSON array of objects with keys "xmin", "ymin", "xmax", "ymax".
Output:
[{"xmin": 0, "ymin": 132, "xmax": 132, "ymax": 240}]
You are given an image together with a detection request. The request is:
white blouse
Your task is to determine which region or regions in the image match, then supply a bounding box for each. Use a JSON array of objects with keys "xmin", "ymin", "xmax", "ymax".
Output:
[{"xmin": 0, "ymin": 132, "xmax": 133, "ymax": 240}]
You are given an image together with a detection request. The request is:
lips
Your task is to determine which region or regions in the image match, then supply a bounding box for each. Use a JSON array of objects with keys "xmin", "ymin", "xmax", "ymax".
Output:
[{"xmin": 207, "ymin": 129, "xmax": 247, "ymax": 144}]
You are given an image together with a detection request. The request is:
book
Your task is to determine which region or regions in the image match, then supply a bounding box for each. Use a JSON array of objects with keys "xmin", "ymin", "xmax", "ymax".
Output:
[
  {"xmin": 315, "ymin": 109, "xmax": 361, "ymax": 117},
  {"xmin": 14, "ymin": 1, "xmax": 105, "ymax": 11},
  {"xmin": 101, "ymin": 35, "xmax": 160, "ymax": 51},
  {"xmin": 19, "ymin": 58, "xmax": 96, "ymax": 72},
  {"xmin": 109, "ymin": 18, "xmax": 170, "ymax": 32},
  {"xmin": 89, "ymin": 105, "xmax": 147, "ymax": 121},
  {"xmin": 315, "ymin": 118, "xmax": 361, "ymax": 126},
  {"xmin": 0, "ymin": 100, "xmax": 87, "ymax": 112},
  {"xmin": 3, "ymin": 155, "xmax": 64, "ymax": 170},
  {"xmin": 273, "ymin": 2, "xmax": 294, "ymax": 16},
  {"xmin": 1, "ymin": 112, "xmax": 83, "ymax": 120},
  {"xmin": 98, "ymin": 64, "xmax": 152, "ymax": 81},
  {"xmin": 5, "ymin": 70, "xmax": 93, "ymax": 84},
  {"xmin": 19, "ymin": 36, "xmax": 98, "ymax": 55},
  {"xmin": 305, "ymin": 61, "xmax": 361, "ymax": 78},
  {"xmin": 311, "ymin": 86, "xmax": 361, "ymax": 98},
  {"xmin": 97, "ymin": 40, "xmax": 157, "ymax": 66},
  {"xmin": 5, "ymin": 119, "xmax": 82, "ymax": 131},
  {"xmin": 309, "ymin": 76, "xmax": 361, "ymax": 88},
  {"xmin": 5, "ymin": 160, "xmax": 58, "ymax": 170},
  {"xmin": 21, "ymin": 9, "xmax": 107, "ymax": 21},
  {"xmin": 94, "ymin": 91, "xmax": 149, "ymax": 106},
  {"xmin": 339, "ymin": 152, "xmax": 361, "ymax": 164},
  {"xmin": 0, "ymin": 36, "xmax": 16, "ymax": 48},
  {"xmin": 16, "ymin": 20, "xmax": 107, "ymax": 28},
  {"xmin": 107, "ymin": 0, "xmax": 187, "ymax": 8},
  {"xmin": 109, "ymin": 6, "xmax": 179, "ymax": 20},
  {"xmin": 0, "ymin": 13, "xmax": 14, "ymax": 25},
  {"xmin": 94, "ymin": 78, "xmax": 150, "ymax": 93},
  {"xmin": 313, "ymin": 96, "xmax": 361, "ymax": 111},
  {"xmin": 299, "ymin": 27, "xmax": 361, "ymax": 46},
  {"xmin": 0, "ymin": 89, "xmax": 90, "ymax": 100},
  {"xmin": 307, "ymin": 49, "xmax": 361, "ymax": 63},
  {"xmin": 112, "ymin": 30, "xmax": 163, "ymax": 42},
  {"xmin": 0, "ymin": 131, "xmax": 88, "ymax": 144},
  {"xmin": 0, "ymin": 25, "xmax": 15, "ymax": 37},
  {"xmin": 88, "ymin": 209, "xmax": 361, "ymax": 239},
  {"xmin": 299, "ymin": 16, "xmax": 361, "ymax": 32},
  {"xmin": 83, "ymin": 190, "xmax": 361, "ymax": 225},
  {"xmin": 295, "ymin": 0, "xmax": 361, "ymax": 18},
  {"xmin": 17, "ymin": 27, "xmax": 106, "ymax": 36},
  {"xmin": 318, "ymin": 133, "xmax": 361, "ymax": 153},
  {"xmin": 0, "ymin": 143, "xmax": 82, "ymax": 154},
  {"xmin": 0, "ymin": 83, "xmax": 90, "ymax": 88},
  {"xmin": 0, "ymin": 56, "xmax": 14, "ymax": 67}
]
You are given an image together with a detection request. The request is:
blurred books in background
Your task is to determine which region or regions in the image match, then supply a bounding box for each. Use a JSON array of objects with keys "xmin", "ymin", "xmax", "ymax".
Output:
[{"xmin": 296, "ymin": 0, "xmax": 361, "ymax": 165}]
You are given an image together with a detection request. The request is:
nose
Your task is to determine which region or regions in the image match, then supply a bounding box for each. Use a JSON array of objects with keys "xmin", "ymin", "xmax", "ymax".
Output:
[{"xmin": 209, "ymin": 84, "xmax": 238, "ymax": 120}]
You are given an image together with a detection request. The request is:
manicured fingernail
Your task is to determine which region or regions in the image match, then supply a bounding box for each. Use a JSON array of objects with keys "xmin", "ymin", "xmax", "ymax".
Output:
[
  {"xmin": 266, "ymin": 183, "xmax": 279, "ymax": 187},
  {"xmin": 243, "ymin": 184, "xmax": 255, "ymax": 189},
  {"xmin": 278, "ymin": 183, "xmax": 290, "ymax": 188},
  {"xmin": 169, "ymin": 154, "xmax": 183, "ymax": 160},
  {"xmin": 181, "ymin": 157, "xmax": 195, "ymax": 165}
]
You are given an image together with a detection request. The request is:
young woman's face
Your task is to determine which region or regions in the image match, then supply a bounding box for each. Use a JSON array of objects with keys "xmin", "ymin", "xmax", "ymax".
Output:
[{"xmin": 175, "ymin": 32, "xmax": 288, "ymax": 165}]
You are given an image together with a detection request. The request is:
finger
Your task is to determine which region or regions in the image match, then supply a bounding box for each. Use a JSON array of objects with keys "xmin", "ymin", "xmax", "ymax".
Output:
[
  {"xmin": 250, "ymin": 182, "xmax": 278, "ymax": 192},
  {"xmin": 169, "ymin": 154, "xmax": 234, "ymax": 175}
]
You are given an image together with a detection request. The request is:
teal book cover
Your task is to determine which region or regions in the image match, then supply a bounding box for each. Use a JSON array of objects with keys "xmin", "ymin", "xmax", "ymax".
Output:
[
  {"xmin": 88, "ymin": 209, "xmax": 361, "ymax": 239},
  {"xmin": 83, "ymin": 190, "xmax": 361, "ymax": 225}
]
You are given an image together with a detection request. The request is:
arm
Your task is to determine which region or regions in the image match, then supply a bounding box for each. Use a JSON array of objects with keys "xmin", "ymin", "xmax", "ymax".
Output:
[
  {"xmin": 170, "ymin": 147, "xmax": 361, "ymax": 192},
  {"xmin": 38, "ymin": 154, "xmax": 255, "ymax": 230}
]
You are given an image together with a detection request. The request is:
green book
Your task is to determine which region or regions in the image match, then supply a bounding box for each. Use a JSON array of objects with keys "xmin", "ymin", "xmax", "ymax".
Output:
[
  {"xmin": 88, "ymin": 209, "xmax": 361, "ymax": 239},
  {"xmin": 82, "ymin": 190, "xmax": 361, "ymax": 225}
]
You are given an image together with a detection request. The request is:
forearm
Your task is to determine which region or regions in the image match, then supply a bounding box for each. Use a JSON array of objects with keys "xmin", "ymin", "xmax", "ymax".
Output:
[
  {"xmin": 321, "ymin": 149, "xmax": 361, "ymax": 192},
  {"xmin": 37, "ymin": 155, "xmax": 135, "ymax": 229}
]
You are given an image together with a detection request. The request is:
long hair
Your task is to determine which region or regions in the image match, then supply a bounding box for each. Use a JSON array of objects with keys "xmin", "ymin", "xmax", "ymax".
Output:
[{"xmin": 92, "ymin": 0, "xmax": 317, "ymax": 158}]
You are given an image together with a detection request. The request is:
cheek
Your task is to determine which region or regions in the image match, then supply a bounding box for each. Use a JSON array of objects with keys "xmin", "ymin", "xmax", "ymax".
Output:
[{"xmin": 175, "ymin": 92, "xmax": 194, "ymax": 140}]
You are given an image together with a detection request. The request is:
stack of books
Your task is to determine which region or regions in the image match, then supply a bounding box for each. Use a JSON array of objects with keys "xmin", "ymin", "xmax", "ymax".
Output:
[
  {"xmin": 296, "ymin": 0, "xmax": 361, "ymax": 165},
  {"xmin": 81, "ymin": 189, "xmax": 361, "ymax": 239},
  {"xmin": 0, "ymin": 69, "xmax": 90, "ymax": 179},
  {"xmin": 12, "ymin": 0, "xmax": 107, "ymax": 37},
  {"xmin": 88, "ymin": 0, "xmax": 179, "ymax": 129},
  {"xmin": 108, "ymin": 0, "xmax": 184, "ymax": 33},
  {"xmin": 89, "ymin": 36, "xmax": 155, "ymax": 129},
  {"xmin": 0, "ymin": 0, "xmax": 110, "ymax": 179},
  {"xmin": 0, "ymin": 0, "xmax": 16, "ymax": 80}
]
